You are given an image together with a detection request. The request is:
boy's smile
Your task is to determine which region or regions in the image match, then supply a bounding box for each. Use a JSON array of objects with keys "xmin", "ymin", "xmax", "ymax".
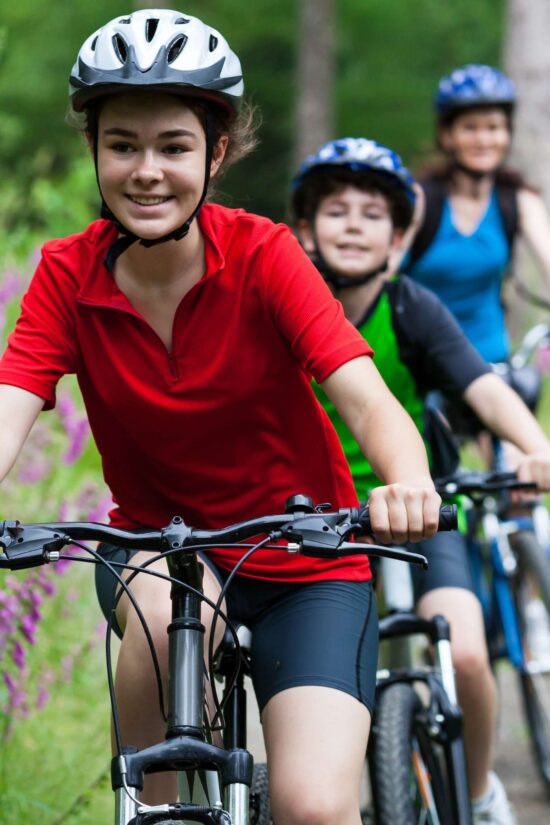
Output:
[{"xmin": 302, "ymin": 186, "xmax": 396, "ymax": 279}]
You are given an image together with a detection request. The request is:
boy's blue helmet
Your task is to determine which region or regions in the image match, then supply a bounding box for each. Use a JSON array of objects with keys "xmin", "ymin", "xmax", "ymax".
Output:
[
  {"xmin": 435, "ymin": 64, "xmax": 516, "ymax": 121},
  {"xmin": 292, "ymin": 137, "xmax": 416, "ymax": 207}
]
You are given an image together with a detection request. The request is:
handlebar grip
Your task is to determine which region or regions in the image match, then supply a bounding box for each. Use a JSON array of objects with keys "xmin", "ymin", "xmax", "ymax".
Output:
[
  {"xmin": 357, "ymin": 503, "xmax": 458, "ymax": 534},
  {"xmin": 438, "ymin": 504, "xmax": 458, "ymax": 531}
]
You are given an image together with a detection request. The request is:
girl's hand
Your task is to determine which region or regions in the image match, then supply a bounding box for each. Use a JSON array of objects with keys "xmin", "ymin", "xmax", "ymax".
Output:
[{"xmin": 368, "ymin": 481, "xmax": 441, "ymax": 544}]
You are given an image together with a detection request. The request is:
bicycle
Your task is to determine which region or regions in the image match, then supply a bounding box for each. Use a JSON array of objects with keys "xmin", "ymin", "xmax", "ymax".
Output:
[
  {"xmin": 356, "ymin": 551, "xmax": 472, "ymax": 825},
  {"xmin": 435, "ymin": 469, "xmax": 550, "ymax": 797},
  {"xmin": 0, "ymin": 495, "xmax": 456, "ymax": 825}
]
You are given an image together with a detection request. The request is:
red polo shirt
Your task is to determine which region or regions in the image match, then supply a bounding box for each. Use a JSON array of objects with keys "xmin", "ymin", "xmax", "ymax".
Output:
[{"xmin": 0, "ymin": 204, "xmax": 373, "ymax": 581}]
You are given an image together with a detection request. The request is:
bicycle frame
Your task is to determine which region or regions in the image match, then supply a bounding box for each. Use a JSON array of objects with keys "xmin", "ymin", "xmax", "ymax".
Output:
[{"xmin": 112, "ymin": 551, "xmax": 252, "ymax": 825}]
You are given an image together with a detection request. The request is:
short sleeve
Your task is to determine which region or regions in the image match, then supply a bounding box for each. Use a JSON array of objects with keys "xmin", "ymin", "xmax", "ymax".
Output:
[
  {"xmin": 395, "ymin": 277, "xmax": 490, "ymax": 396},
  {"xmin": 258, "ymin": 225, "xmax": 372, "ymax": 382},
  {"xmin": 0, "ymin": 247, "xmax": 79, "ymax": 408}
]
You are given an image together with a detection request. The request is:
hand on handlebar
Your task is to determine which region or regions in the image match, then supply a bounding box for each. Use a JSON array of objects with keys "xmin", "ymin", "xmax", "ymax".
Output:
[
  {"xmin": 515, "ymin": 451, "xmax": 550, "ymax": 493},
  {"xmin": 367, "ymin": 481, "xmax": 442, "ymax": 545}
]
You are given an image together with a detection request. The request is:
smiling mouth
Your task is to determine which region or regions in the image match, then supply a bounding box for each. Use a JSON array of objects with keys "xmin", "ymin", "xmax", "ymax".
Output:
[{"xmin": 127, "ymin": 195, "xmax": 172, "ymax": 206}]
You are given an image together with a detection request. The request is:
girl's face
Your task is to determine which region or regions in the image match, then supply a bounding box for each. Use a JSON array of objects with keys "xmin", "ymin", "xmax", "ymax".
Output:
[
  {"xmin": 300, "ymin": 185, "xmax": 399, "ymax": 278},
  {"xmin": 96, "ymin": 91, "xmax": 227, "ymax": 240},
  {"xmin": 439, "ymin": 107, "xmax": 511, "ymax": 174}
]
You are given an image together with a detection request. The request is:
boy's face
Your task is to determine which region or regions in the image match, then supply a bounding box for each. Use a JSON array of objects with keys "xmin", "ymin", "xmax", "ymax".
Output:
[{"xmin": 299, "ymin": 185, "xmax": 400, "ymax": 279}]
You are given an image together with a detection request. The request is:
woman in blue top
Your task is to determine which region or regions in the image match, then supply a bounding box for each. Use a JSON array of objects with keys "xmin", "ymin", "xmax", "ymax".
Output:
[{"xmin": 405, "ymin": 64, "xmax": 550, "ymax": 364}]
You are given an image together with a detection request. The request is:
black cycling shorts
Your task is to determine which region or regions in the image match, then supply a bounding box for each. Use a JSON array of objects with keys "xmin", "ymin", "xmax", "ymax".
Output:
[
  {"xmin": 411, "ymin": 529, "xmax": 475, "ymax": 601},
  {"xmin": 95, "ymin": 544, "xmax": 378, "ymax": 713}
]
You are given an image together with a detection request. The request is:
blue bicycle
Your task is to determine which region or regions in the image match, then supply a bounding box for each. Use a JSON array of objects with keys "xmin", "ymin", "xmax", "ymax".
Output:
[{"xmin": 436, "ymin": 468, "xmax": 550, "ymax": 796}]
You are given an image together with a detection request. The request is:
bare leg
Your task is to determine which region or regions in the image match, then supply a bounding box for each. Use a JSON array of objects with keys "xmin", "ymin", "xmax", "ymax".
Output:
[
  {"xmin": 262, "ymin": 685, "xmax": 370, "ymax": 825},
  {"xmin": 417, "ymin": 587, "xmax": 496, "ymax": 799},
  {"xmin": 113, "ymin": 552, "xmax": 224, "ymax": 804}
]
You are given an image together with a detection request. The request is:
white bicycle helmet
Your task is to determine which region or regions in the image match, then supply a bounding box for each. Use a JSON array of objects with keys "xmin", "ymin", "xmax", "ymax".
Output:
[{"xmin": 69, "ymin": 8, "xmax": 243, "ymax": 115}]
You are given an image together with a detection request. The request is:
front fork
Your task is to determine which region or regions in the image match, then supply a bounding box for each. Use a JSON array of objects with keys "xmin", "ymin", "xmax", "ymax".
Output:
[{"xmin": 112, "ymin": 553, "xmax": 252, "ymax": 824}]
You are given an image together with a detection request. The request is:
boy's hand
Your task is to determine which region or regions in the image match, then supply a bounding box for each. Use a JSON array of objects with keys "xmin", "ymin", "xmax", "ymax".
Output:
[
  {"xmin": 368, "ymin": 481, "xmax": 441, "ymax": 544},
  {"xmin": 516, "ymin": 451, "xmax": 550, "ymax": 491}
]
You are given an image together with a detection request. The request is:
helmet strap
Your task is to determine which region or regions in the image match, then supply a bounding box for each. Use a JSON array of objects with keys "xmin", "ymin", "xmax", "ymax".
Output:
[
  {"xmin": 450, "ymin": 158, "xmax": 496, "ymax": 183},
  {"xmin": 93, "ymin": 111, "xmax": 217, "ymax": 272}
]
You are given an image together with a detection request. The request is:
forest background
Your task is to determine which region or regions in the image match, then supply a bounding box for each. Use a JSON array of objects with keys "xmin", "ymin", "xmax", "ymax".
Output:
[{"xmin": 1, "ymin": 1, "xmax": 549, "ymax": 823}]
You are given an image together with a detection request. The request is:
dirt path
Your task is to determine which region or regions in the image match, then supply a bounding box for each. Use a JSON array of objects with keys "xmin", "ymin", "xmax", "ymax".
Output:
[{"xmin": 494, "ymin": 667, "xmax": 550, "ymax": 824}]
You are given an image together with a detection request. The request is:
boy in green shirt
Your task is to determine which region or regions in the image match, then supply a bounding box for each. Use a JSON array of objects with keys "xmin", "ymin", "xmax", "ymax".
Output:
[{"xmin": 291, "ymin": 137, "xmax": 550, "ymax": 825}]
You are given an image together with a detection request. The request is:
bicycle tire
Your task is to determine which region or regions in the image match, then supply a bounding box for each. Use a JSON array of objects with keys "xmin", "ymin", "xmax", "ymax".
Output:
[
  {"xmin": 251, "ymin": 762, "xmax": 273, "ymax": 825},
  {"xmin": 370, "ymin": 682, "xmax": 452, "ymax": 825},
  {"xmin": 511, "ymin": 529, "xmax": 550, "ymax": 795}
]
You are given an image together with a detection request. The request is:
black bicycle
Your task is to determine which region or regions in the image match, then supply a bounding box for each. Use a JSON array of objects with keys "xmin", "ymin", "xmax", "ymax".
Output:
[
  {"xmin": 0, "ymin": 495, "xmax": 456, "ymax": 825},
  {"xmin": 359, "ymin": 552, "xmax": 473, "ymax": 825}
]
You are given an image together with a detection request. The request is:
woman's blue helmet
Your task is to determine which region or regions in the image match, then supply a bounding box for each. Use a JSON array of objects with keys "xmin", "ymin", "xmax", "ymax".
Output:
[
  {"xmin": 435, "ymin": 64, "xmax": 516, "ymax": 120},
  {"xmin": 292, "ymin": 137, "xmax": 416, "ymax": 206}
]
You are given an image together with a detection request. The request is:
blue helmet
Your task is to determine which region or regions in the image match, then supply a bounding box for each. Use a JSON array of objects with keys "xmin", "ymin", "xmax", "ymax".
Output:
[
  {"xmin": 435, "ymin": 64, "xmax": 516, "ymax": 120},
  {"xmin": 292, "ymin": 137, "xmax": 416, "ymax": 206}
]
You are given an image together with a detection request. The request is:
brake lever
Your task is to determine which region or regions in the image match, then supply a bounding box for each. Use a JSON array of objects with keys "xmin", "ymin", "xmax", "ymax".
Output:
[{"xmin": 0, "ymin": 522, "xmax": 68, "ymax": 570}]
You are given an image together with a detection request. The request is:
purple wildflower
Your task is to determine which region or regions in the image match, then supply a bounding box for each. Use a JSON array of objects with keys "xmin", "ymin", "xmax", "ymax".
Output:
[
  {"xmin": 11, "ymin": 641, "xmax": 26, "ymax": 670},
  {"xmin": 20, "ymin": 614, "xmax": 37, "ymax": 645}
]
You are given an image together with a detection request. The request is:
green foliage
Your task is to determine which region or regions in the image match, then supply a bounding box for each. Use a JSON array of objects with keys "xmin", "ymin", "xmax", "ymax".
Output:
[{"xmin": 0, "ymin": 0, "xmax": 506, "ymax": 231}]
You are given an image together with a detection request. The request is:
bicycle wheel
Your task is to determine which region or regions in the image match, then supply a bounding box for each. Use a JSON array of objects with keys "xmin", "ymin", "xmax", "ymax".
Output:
[
  {"xmin": 511, "ymin": 529, "xmax": 550, "ymax": 795},
  {"xmin": 251, "ymin": 762, "xmax": 272, "ymax": 825},
  {"xmin": 370, "ymin": 682, "xmax": 451, "ymax": 825}
]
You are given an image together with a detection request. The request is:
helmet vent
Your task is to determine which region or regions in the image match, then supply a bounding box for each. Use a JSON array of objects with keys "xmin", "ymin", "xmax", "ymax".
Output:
[
  {"xmin": 112, "ymin": 34, "xmax": 128, "ymax": 64},
  {"xmin": 145, "ymin": 18, "xmax": 159, "ymax": 42},
  {"xmin": 90, "ymin": 35, "xmax": 98, "ymax": 52},
  {"xmin": 175, "ymin": 16, "xmax": 190, "ymax": 24},
  {"xmin": 119, "ymin": 18, "xmax": 131, "ymax": 24},
  {"xmin": 209, "ymin": 35, "xmax": 218, "ymax": 52},
  {"xmin": 168, "ymin": 35, "xmax": 187, "ymax": 64}
]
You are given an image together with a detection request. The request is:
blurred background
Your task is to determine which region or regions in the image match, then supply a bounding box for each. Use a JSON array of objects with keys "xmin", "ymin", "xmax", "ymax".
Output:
[{"xmin": 1, "ymin": 1, "xmax": 550, "ymax": 822}]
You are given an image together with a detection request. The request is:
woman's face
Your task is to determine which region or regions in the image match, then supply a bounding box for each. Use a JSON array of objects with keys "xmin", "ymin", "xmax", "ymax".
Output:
[
  {"xmin": 439, "ymin": 107, "xmax": 511, "ymax": 175},
  {"xmin": 96, "ymin": 91, "xmax": 227, "ymax": 240}
]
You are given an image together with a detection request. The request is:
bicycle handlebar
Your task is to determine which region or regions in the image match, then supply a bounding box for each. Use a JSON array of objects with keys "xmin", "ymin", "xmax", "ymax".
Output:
[
  {"xmin": 0, "ymin": 495, "xmax": 457, "ymax": 572},
  {"xmin": 435, "ymin": 470, "xmax": 537, "ymax": 498}
]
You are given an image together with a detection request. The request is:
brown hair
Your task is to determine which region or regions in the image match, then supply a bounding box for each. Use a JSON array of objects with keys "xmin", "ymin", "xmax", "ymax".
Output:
[{"xmin": 290, "ymin": 167, "xmax": 414, "ymax": 230}]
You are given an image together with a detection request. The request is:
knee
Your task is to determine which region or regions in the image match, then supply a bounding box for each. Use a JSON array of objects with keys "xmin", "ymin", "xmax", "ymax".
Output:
[
  {"xmin": 272, "ymin": 784, "xmax": 354, "ymax": 825},
  {"xmin": 452, "ymin": 641, "xmax": 491, "ymax": 684}
]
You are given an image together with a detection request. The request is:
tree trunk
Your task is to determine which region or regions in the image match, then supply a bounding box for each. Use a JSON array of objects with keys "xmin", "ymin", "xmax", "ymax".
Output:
[
  {"xmin": 504, "ymin": 0, "xmax": 550, "ymax": 325},
  {"xmin": 294, "ymin": 0, "xmax": 335, "ymax": 165},
  {"xmin": 504, "ymin": 0, "xmax": 550, "ymax": 201}
]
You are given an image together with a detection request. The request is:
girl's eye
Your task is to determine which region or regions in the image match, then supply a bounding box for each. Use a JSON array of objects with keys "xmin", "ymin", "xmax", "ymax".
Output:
[
  {"xmin": 164, "ymin": 144, "xmax": 186, "ymax": 155},
  {"xmin": 110, "ymin": 142, "xmax": 134, "ymax": 154}
]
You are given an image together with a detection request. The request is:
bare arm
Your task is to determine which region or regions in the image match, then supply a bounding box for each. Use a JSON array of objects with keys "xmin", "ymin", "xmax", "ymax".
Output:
[
  {"xmin": 464, "ymin": 372, "xmax": 550, "ymax": 488},
  {"xmin": 518, "ymin": 188, "xmax": 550, "ymax": 289},
  {"xmin": 0, "ymin": 385, "xmax": 45, "ymax": 482},
  {"xmin": 321, "ymin": 356, "xmax": 440, "ymax": 543}
]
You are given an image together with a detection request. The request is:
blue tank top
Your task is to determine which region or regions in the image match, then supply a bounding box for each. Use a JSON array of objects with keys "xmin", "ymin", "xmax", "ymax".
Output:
[{"xmin": 407, "ymin": 190, "xmax": 511, "ymax": 362}]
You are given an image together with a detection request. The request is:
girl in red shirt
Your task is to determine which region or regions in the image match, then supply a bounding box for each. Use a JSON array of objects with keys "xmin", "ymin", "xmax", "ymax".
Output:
[{"xmin": 0, "ymin": 9, "xmax": 441, "ymax": 822}]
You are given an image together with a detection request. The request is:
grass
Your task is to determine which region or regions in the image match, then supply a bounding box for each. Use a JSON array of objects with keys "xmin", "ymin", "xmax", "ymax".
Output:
[{"xmin": 0, "ymin": 563, "xmax": 113, "ymax": 824}]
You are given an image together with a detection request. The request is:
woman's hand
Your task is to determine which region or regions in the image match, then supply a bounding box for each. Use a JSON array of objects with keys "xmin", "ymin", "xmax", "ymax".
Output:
[{"xmin": 367, "ymin": 480, "xmax": 441, "ymax": 544}]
